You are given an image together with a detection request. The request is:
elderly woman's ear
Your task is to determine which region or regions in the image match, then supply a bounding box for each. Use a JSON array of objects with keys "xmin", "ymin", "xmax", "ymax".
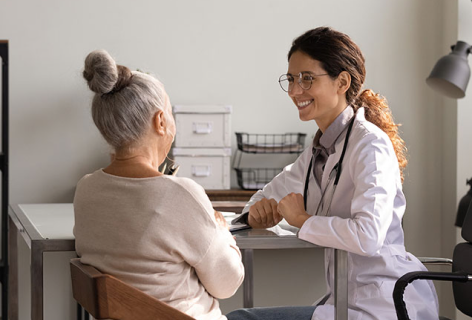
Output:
[{"xmin": 153, "ymin": 110, "xmax": 168, "ymax": 136}]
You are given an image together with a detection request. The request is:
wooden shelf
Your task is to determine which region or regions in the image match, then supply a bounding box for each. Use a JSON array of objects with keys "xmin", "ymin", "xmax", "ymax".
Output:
[{"xmin": 205, "ymin": 189, "xmax": 256, "ymax": 202}]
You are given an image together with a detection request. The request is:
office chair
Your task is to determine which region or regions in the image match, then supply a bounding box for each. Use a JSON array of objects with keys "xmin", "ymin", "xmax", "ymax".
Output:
[
  {"xmin": 393, "ymin": 203, "xmax": 472, "ymax": 320},
  {"xmin": 70, "ymin": 258, "xmax": 195, "ymax": 320}
]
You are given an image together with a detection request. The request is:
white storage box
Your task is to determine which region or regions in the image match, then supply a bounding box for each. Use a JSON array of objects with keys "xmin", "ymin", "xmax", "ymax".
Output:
[
  {"xmin": 172, "ymin": 147, "xmax": 231, "ymax": 190},
  {"xmin": 173, "ymin": 105, "xmax": 232, "ymax": 148}
]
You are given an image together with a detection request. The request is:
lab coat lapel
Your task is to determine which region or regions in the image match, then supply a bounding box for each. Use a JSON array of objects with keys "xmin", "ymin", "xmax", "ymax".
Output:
[
  {"xmin": 306, "ymin": 146, "xmax": 322, "ymax": 215},
  {"xmin": 320, "ymin": 149, "xmax": 340, "ymax": 192},
  {"xmin": 320, "ymin": 127, "xmax": 349, "ymax": 192}
]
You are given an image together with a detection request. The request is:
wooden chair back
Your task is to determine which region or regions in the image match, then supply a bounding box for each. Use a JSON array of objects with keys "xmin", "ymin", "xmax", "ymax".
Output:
[{"xmin": 70, "ymin": 258, "xmax": 195, "ymax": 320}]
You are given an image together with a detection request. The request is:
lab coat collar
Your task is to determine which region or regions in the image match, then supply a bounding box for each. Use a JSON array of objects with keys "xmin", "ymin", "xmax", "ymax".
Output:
[
  {"xmin": 313, "ymin": 106, "xmax": 355, "ymax": 156},
  {"xmin": 319, "ymin": 106, "xmax": 357, "ymax": 190}
]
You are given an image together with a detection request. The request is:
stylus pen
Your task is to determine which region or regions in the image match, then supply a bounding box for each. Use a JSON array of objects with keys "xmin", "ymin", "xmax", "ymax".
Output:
[
  {"xmin": 168, "ymin": 164, "xmax": 180, "ymax": 176},
  {"xmin": 160, "ymin": 163, "xmax": 167, "ymax": 174}
]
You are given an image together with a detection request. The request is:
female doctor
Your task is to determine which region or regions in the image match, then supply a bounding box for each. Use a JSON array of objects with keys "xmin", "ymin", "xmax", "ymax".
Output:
[{"xmin": 226, "ymin": 27, "xmax": 439, "ymax": 320}]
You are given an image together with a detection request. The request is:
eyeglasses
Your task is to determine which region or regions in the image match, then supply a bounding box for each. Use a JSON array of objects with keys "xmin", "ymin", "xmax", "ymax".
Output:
[{"xmin": 278, "ymin": 72, "xmax": 329, "ymax": 92}]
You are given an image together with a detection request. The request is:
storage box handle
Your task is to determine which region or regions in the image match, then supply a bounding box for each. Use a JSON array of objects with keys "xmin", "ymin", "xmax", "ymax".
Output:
[
  {"xmin": 193, "ymin": 122, "xmax": 213, "ymax": 134},
  {"xmin": 192, "ymin": 165, "xmax": 211, "ymax": 177}
]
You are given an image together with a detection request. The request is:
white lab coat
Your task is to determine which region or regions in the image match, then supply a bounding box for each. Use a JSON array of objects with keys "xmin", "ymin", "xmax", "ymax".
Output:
[{"xmin": 244, "ymin": 108, "xmax": 439, "ymax": 320}]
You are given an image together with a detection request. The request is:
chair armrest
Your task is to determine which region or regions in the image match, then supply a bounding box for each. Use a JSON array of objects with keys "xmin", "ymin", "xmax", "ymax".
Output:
[
  {"xmin": 393, "ymin": 271, "xmax": 469, "ymax": 320},
  {"xmin": 312, "ymin": 293, "xmax": 330, "ymax": 307},
  {"xmin": 417, "ymin": 257, "xmax": 453, "ymax": 266}
]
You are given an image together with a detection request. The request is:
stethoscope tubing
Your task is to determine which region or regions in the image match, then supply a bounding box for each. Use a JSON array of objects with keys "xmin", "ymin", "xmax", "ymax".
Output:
[{"xmin": 303, "ymin": 117, "xmax": 355, "ymax": 214}]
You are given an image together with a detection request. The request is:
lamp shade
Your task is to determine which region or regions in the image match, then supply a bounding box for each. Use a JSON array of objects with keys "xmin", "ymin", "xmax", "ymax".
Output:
[{"xmin": 426, "ymin": 41, "xmax": 471, "ymax": 99}]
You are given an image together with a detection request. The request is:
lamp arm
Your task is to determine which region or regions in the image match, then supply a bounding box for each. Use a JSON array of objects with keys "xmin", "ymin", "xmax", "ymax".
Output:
[{"xmin": 450, "ymin": 44, "xmax": 472, "ymax": 55}]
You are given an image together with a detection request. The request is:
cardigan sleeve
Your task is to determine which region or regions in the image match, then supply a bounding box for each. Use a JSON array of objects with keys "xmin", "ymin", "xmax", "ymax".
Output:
[{"xmin": 171, "ymin": 178, "xmax": 245, "ymax": 299}]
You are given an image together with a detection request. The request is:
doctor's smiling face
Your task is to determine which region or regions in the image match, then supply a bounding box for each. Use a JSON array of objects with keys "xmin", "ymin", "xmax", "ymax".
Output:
[{"xmin": 287, "ymin": 50, "xmax": 350, "ymax": 132}]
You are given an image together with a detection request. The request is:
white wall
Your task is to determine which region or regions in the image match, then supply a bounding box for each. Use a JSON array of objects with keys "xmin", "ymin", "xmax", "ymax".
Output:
[
  {"xmin": 0, "ymin": 0, "xmax": 460, "ymax": 319},
  {"xmin": 458, "ymin": 3, "xmax": 472, "ymax": 215},
  {"xmin": 438, "ymin": 0, "xmax": 458, "ymax": 318},
  {"xmin": 456, "ymin": 0, "xmax": 472, "ymax": 319}
]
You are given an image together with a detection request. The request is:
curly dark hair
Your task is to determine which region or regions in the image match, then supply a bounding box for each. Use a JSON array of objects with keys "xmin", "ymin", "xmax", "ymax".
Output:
[{"xmin": 288, "ymin": 27, "xmax": 408, "ymax": 182}]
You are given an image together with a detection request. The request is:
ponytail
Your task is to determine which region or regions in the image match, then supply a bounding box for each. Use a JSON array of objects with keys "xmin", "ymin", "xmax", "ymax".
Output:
[
  {"xmin": 354, "ymin": 89, "xmax": 408, "ymax": 183},
  {"xmin": 287, "ymin": 28, "xmax": 407, "ymax": 182}
]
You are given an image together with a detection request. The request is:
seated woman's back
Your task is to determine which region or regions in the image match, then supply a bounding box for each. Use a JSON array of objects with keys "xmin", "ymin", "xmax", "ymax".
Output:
[
  {"xmin": 74, "ymin": 171, "xmax": 244, "ymax": 319},
  {"xmin": 74, "ymin": 50, "xmax": 244, "ymax": 320}
]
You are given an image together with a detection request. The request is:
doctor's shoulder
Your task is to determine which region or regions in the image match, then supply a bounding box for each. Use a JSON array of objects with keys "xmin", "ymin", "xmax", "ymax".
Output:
[
  {"xmin": 291, "ymin": 143, "xmax": 313, "ymax": 165},
  {"xmin": 350, "ymin": 119, "xmax": 396, "ymax": 155}
]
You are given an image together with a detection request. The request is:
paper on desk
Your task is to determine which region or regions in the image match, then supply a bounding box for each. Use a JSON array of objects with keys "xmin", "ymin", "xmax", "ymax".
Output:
[
  {"xmin": 221, "ymin": 211, "xmax": 237, "ymax": 217},
  {"xmin": 223, "ymin": 211, "xmax": 298, "ymax": 236},
  {"xmin": 267, "ymin": 219, "xmax": 300, "ymax": 236},
  {"xmin": 222, "ymin": 212, "xmax": 251, "ymax": 233}
]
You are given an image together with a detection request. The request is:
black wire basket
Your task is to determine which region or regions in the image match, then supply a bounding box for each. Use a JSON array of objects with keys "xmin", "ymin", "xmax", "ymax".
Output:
[
  {"xmin": 235, "ymin": 132, "xmax": 306, "ymax": 153},
  {"xmin": 234, "ymin": 168, "xmax": 283, "ymax": 190},
  {"xmin": 233, "ymin": 133, "xmax": 306, "ymax": 190}
]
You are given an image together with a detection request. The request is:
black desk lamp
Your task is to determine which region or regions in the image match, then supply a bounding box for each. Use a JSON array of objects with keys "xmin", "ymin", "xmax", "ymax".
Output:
[
  {"xmin": 426, "ymin": 40, "xmax": 472, "ymax": 227},
  {"xmin": 426, "ymin": 41, "xmax": 472, "ymax": 98}
]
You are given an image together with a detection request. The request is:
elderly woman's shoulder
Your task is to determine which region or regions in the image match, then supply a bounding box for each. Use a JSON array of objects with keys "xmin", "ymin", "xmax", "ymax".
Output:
[
  {"xmin": 76, "ymin": 170, "xmax": 100, "ymax": 187},
  {"xmin": 163, "ymin": 175, "xmax": 206, "ymax": 197},
  {"xmin": 161, "ymin": 176, "xmax": 213, "ymax": 211}
]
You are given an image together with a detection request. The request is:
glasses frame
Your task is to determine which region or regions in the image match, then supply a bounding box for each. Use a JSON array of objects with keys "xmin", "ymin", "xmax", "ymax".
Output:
[{"xmin": 278, "ymin": 71, "xmax": 329, "ymax": 92}]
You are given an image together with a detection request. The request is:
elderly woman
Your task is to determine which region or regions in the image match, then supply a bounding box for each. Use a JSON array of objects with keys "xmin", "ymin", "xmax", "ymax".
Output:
[{"xmin": 73, "ymin": 50, "xmax": 244, "ymax": 320}]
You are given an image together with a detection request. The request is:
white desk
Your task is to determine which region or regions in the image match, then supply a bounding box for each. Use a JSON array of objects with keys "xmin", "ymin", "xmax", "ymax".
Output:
[{"xmin": 8, "ymin": 203, "xmax": 349, "ymax": 320}]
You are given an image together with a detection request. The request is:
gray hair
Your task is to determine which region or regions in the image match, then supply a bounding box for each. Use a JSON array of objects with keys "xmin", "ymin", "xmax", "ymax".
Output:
[{"xmin": 83, "ymin": 50, "xmax": 167, "ymax": 150}]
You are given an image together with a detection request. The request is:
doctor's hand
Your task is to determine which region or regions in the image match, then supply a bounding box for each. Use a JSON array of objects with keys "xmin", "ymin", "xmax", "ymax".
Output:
[
  {"xmin": 278, "ymin": 193, "xmax": 310, "ymax": 228},
  {"xmin": 248, "ymin": 198, "xmax": 282, "ymax": 229}
]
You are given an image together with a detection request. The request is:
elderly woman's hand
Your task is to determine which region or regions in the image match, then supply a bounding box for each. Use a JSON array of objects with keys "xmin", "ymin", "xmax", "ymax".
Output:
[{"xmin": 214, "ymin": 210, "xmax": 229, "ymax": 230}]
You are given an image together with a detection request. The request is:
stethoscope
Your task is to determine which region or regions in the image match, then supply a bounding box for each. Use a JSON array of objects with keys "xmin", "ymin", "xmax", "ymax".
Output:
[{"xmin": 303, "ymin": 117, "xmax": 355, "ymax": 216}]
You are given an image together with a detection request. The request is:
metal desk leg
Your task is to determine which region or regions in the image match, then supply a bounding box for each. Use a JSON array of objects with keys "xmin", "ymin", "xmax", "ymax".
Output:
[
  {"xmin": 77, "ymin": 303, "xmax": 82, "ymax": 320},
  {"xmin": 8, "ymin": 216, "xmax": 18, "ymax": 320},
  {"xmin": 334, "ymin": 249, "xmax": 348, "ymax": 320},
  {"xmin": 31, "ymin": 242, "xmax": 44, "ymax": 320},
  {"xmin": 77, "ymin": 304, "xmax": 91, "ymax": 320},
  {"xmin": 241, "ymin": 249, "xmax": 254, "ymax": 308}
]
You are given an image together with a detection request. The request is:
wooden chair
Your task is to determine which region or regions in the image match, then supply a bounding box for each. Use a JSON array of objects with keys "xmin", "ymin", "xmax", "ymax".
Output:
[{"xmin": 70, "ymin": 258, "xmax": 195, "ymax": 320}]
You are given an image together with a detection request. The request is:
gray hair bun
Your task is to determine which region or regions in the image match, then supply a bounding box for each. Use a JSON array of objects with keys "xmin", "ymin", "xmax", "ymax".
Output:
[
  {"xmin": 84, "ymin": 49, "xmax": 167, "ymax": 150},
  {"xmin": 83, "ymin": 50, "xmax": 122, "ymax": 95}
]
